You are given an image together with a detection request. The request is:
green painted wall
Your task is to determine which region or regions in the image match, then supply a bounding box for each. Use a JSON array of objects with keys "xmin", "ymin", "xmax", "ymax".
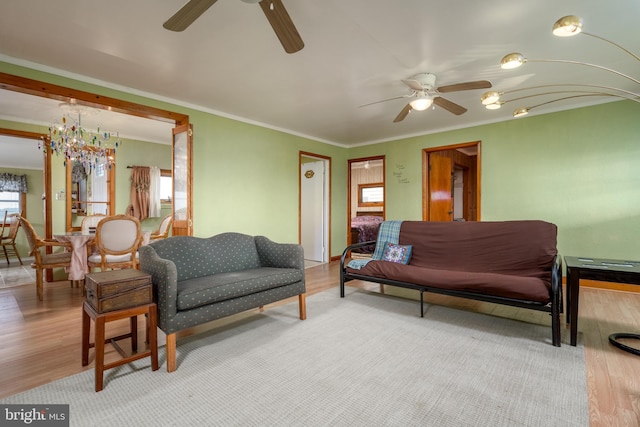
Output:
[
  {"xmin": 347, "ymin": 100, "xmax": 640, "ymax": 261},
  {"xmin": 188, "ymin": 114, "xmax": 346, "ymax": 248}
]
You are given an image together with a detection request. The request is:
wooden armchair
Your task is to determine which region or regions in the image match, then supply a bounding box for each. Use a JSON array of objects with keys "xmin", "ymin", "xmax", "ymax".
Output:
[
  {"xmin": 0, "ymin": 211, "xmax": 7, "ymax": 239},
  {"xmin": 81, "ymin": 214, "xmax": 106, "ymax": 255},
  {"xmin": 149, "ymin": 214, "xmax": 172, "ymax": 241},
  {"xmin": 88, "ymin": 215, "xmax": 142, "ymax": 271},
  {"xmin": 2, "ymin": 213, "xmax": 24, "ymax": 265},
  {"xmin": 81, "ymin": 214, "xmax": 106, "ymax": 234},
  {"xmin": 19, "ymin": 216, "xmax": 73, "ymax": 301}
]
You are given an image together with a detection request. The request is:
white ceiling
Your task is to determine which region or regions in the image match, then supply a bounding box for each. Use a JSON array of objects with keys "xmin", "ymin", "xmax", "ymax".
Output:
[{"xmin": 0, "ymin": 0, "xmax": 638, "ymax": 169}]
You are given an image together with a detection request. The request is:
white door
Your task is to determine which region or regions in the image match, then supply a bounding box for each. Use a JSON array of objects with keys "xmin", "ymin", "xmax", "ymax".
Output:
[{"xmin": 301, "ymin": 160, "xmax": 325, "ymax": 262}]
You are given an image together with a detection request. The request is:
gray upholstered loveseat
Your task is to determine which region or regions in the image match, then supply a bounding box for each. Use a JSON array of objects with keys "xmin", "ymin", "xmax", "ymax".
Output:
[{"xmin": 139, "ymin": 232, "xmax": 306, "ymax": 372}]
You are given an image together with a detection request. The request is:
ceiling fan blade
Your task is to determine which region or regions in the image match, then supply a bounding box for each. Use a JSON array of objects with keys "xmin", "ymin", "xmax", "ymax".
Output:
[
  {"xmin": 259, "ymin": 0, "xmax": 304, "ymax": 54},
  {"xmin": 393, "ymin": 104, "xmax": 412, "ymax": 123},
  {"xmin": 401, "ymin": 79, "xmax": 424, "ymax": 92},
  {"xmin": 359, "ymin": 95, "xmax": 410, "ymax": 108},
  {"xmin": 433, "ymin": 97, "xmax": 467, "ymax": 115},
  {"xmin": 163, "ymin": 0, "xmax": 219, "ymax": 32},
  {"xmin": 436, "ymin": 80, "xmax": 492, "ymax": 93}
]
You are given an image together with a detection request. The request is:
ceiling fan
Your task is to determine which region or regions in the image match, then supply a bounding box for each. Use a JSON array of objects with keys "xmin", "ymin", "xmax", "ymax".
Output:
[
  {"xmin": 361, "ymin": 73, "xmax": 492, "ymax": 122},
  {"xmin": 163, "ymin": 0, "xmax": 304, "ymax": 54}
]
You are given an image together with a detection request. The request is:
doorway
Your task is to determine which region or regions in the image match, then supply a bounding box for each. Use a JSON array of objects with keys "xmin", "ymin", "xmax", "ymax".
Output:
[
  {"xmin": 423, "ymin": 142, "xmax": 480, "ymax": 221},
  {"xmin": 299, "ymin": 152, "xmax": 331, "ymax": 263},
  {"xmin": 0, "ymin": 72, "xmax": 192, "ymax": 239},
  {"xmin": 347, "ymin": 156, "xmax": 385, "ymax": 247}
]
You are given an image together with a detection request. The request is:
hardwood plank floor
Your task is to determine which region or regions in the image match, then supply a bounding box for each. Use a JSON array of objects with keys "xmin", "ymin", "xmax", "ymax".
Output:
[{"xmin": 1, "ymin": 261, "xmax": 639, "ymax": 425}]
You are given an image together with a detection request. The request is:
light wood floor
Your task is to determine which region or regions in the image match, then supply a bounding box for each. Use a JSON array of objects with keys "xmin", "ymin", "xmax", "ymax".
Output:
[{"xmin": 1, "ymin": 261, "xmax": 640, "ymax": 426}]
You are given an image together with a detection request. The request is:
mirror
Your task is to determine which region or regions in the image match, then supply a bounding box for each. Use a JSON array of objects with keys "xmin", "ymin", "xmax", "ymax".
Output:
[{"xmin": 66, "ymin": 154, "xmax": 115, "ymax": 232}]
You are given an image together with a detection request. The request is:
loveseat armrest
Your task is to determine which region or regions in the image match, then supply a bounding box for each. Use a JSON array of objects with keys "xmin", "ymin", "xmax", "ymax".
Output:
[
  {"xmin": 254, "ymin": 235, "xmax": 304, "ymax": 270},
  {"xmin": 139, "ymin": 245, "xmax": 179, "ymax": 325}
]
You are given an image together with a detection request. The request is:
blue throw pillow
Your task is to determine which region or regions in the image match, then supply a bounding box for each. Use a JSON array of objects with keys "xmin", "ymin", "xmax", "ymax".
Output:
[{"xmin": 382, "ymin": 243, "xmax": 412, "ymax": 264}]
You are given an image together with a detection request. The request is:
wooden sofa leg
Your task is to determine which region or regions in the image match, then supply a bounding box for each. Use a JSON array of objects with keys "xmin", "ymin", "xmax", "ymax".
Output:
[
  {"xmin": 299, "ymin": 293, "xmax": 307, "ymax": 320},
  {"xmin": 166, "ymin": 333, "xmax": 177, "ymax": 372}
]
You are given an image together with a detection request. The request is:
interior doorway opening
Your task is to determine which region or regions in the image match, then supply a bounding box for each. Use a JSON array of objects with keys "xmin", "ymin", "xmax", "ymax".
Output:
[
  {"xmin": 347, "ymin": 156, "xmax": 385, "ymax": 258},
  {"xmin": 423, "ymin": 142, "xmax": 480, "ymax": 221},
  {"xmin": 299, "ymin": 152, "xmax": 331, "ymax": 264}
]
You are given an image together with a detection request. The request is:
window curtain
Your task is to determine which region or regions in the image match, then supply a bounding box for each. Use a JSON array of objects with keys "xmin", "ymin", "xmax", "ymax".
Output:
[
  {"xmin": 149, "ymin": 166, "xmax": 161, "ymax": 218},
  {"xmin": 126, "ymin": 166, "xmax": 150, "ymax": 221},
  {"xmin": 0, "ymin": 173, "xmax": 28, "ymax": 193}
]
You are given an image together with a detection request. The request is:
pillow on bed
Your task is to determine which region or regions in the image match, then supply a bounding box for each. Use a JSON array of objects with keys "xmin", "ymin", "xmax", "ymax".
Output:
[{"xmin": 382, "ymin": 243, "xmax": 412, "ymax": 264}]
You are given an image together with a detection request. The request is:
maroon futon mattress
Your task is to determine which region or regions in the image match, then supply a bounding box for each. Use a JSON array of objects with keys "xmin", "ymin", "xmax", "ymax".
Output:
[{"xmin": 346, "ymin": 220, "xmax": 557, "ymax": 303}]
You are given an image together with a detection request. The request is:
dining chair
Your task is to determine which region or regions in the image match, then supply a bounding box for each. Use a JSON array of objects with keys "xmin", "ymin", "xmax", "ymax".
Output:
[
  {"xmin": 0, "ymin": 211, "xmax": 7, "ymax": 239},
  {"xmin": 18, "ymin": 216, "xmax": 74, "ymax": 301},
  {"xmin": 81, "ymin": 213, "xmax": 106, "ymax": 255},
  {"xmin": 81, "ymin": 214, "xmax": 106, "ymax": 234},
  {"xmin": 1, "ymin": 213, "xmax": 24, "ymax": 265},
  {"xmin": 88, "ymin": 215, "xmax": 142, "ymax": 271},
  {"xmin": 149, "ymin": 214, "xmax": 172, "ymax": 241}
]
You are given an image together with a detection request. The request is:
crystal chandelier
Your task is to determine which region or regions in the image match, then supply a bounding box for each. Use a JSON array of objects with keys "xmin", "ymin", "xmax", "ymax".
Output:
[{"xmin": 41, "ymin": 102, "xmax": 121, "ymax": 171}]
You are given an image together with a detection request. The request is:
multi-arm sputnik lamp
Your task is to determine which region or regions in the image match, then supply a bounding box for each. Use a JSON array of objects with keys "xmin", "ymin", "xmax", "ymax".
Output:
[{"xmin": 483, "ymin": 15, "xmax": 640, "ymax": 117}]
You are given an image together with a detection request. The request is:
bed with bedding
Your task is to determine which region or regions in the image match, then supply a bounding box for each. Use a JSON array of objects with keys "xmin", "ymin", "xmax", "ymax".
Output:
[{"xmin": 350, "ymin": 213, "xmax": 383, "ymax": 254}]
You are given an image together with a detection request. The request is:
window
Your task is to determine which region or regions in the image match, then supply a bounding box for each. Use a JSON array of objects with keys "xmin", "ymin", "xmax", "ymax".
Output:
[
  {"xmin": 0, "ymin": 191, "xmax": 24, "ymax": 217},
  {"xmin": 0, "ymin": 173, "xmax": 28, "ymax": 218},
  {"xmin": 358, "ymin": 183, "xmax": 384, "ymax": 207},
  {"xmin": 160, "ymin": 169, "xmax": 172, "ymax": 203}
]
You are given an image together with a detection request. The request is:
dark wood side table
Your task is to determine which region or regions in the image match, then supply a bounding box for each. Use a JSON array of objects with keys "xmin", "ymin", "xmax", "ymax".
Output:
[{"xmin": 565, "ymin": 256, "xmax": 640, "ymax": 348}]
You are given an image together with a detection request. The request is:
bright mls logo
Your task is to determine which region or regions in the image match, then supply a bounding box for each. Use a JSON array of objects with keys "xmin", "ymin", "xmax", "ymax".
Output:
[{"xmin": 1, "ymin": 405, "xmax": 69, "ymax": 426}]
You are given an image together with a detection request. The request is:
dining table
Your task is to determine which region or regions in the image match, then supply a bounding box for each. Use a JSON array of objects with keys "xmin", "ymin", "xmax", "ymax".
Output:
[{"xmin": 54, "ymin": 232, "xmax": 95, "ymax": 282}]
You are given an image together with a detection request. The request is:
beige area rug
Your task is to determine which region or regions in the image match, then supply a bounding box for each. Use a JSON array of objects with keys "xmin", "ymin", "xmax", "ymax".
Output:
[{"xmin": 1, "ymin": 289, "xmax": 588, "ymax": 426}]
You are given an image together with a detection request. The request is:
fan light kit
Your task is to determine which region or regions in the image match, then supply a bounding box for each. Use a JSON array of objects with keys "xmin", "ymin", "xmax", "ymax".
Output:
[
  {"xmin": 489, "ymin": 15, "xmax": 640, "ymax": 118},
  {"xmin": 360, "ymin": 72, "xmax": 491, "ymax": 123},
  {"xmin": 409, "ymin": 96, "xmax": 433, "ymax": 111}
]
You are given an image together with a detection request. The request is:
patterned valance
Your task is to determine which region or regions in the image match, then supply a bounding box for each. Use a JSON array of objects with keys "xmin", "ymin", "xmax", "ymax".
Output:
[
  {"xmin": 72, "ymin": 162, "xmax": 87, "ymax": 183},
  {"xmin": 0, "ymin": 173, "xmax": 28, "ymax": 193}
]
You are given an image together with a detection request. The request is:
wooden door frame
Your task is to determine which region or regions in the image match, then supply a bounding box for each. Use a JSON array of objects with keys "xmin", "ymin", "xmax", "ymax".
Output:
[
  {"xmin": 0, "ymin": 128, "xmax": 52, "ymax": 279},
  {"xmin": 0, "ymin": 72, "xmax": 192, "ymax": 241},
  {"xmin": 422, "ymin": 141, "xmax": 481, "ymax": 221},
  {"xmin": 0, "ymin": 128, "xmax": 51, "ymax": 237}
]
